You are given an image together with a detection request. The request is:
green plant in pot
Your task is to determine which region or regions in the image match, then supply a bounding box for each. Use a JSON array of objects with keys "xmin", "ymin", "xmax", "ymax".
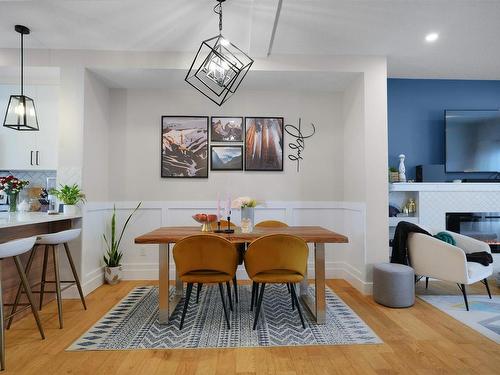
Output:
[
  {"xmin": 103, "ymin": 202, "xmax": 141, "ymax": 285},
  {"xmin": 49, "ymin": 184, "xmax": 86, "ymax": 215},
  {"xmin": 388, "ymin": 166, "xmax": 399, "ymax": 183}
]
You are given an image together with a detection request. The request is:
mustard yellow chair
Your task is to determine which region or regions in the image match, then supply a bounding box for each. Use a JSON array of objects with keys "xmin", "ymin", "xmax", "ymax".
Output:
[
  {"xmin": 244, "ymin": 234, "xmax": 309, "ymax": 330},
  {"xmin": 254, "ymin": 220, "xmax": 289, "ymax": 228},
  {"xmin": 173, "ymin": 235, "xmax": 238, "ymax": 330}
]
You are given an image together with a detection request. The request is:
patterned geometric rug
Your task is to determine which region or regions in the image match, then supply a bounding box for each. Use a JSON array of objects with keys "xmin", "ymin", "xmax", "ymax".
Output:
[
  {"xmin": 68, "ymin": 285, "xmax": 381, "ymax": 350},
  {"xmin": 419, "ymin": 294, "xmax": 500, "ymax": 344}
]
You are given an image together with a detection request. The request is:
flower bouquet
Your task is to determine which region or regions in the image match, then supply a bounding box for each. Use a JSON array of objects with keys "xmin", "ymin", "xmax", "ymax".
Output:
[
  {"xmin": 0, "ymin": 175, "xmax": 29, "ymax": 212},
  {"xmin": 192, "ymin": 213, "xmax": 218, "ymax": 232},
  {"xmin": 231, "ymin": 196, "xmax": 261, "ymax": 230}
]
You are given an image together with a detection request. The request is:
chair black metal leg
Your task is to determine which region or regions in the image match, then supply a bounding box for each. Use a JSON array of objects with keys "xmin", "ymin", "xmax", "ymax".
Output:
[
  {"xmin": 179, "ymin": 283, "xmax": 193, "ymax": 330},
  {"xmin": 253, "ymin": 283, "xmax": 266, "ymax": 330},
  {"xmin": 63, "ymin": 242, "xmax": 86, "ymax": 310},
  {"xmin": 7, "ymin": 245, "xmax": 38, "ymax": 329},
  {"xmin": 233, "ymin": 275, "xmax": 239, "ymax": 303},
  {"xmin": 218, "ymin": 283, "xmax": 230, "ymax": 329},
  {"xmin": 458, "ymin": 283, "xmax": 469, "ymax": 311},
  {"xmin": 286, "ymin": 283, "xmax": 290, "ymax": 293},
  {"xmin": 13, "ymin": 256, "xmax": 45, "ymax": 339},
  {"xmin": 39, "ymin": 245, "xmax": 49, "ymax": 310},
  {"xmin": 290, "ymin": 283, "xmax": 305, "ymax": 329},
  {"xmin": 425, "ymin": 277, "xmax": 429, "ymax": 289},
  {"xmin": 483, "ymin": 278, "xmax": 492, "ymax": 299},
  {"xmin": 250, "ymin": 282, "xmax": 256, "ymax": 311},
  {"xmin": 226, "ymin": 281, "xmax": 233, "ymax": 312},
  {"xmin": 290, "ymin": 284, "xmax": 295, "ymax": 311},
  {"xmin": 254, "ymin": 283, "xmax": 260, "ymax": 309},
  {"xmin": 196, "ymin": 283, "xmax": 203, "ymax": 303}
]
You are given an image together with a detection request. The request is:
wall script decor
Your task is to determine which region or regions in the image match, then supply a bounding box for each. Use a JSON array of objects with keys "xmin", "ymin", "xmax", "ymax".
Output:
[
  {"xmin": 284, "ymin": 118, "xmax": 316, "ymax": 172},
  {"xmin": 245, "ymin": 117, "xmax": 284, "ymax": 171},
  {"xmin": 161, "ymin": 116, "xmax": 209, "ymax": 178},
  {"xmin": 210, "ymin": 145, "xmax": 243, "ymax": 171},
  {"xmin": 211, "ymin": 116, "xmax": 243, "ymax": 142}
]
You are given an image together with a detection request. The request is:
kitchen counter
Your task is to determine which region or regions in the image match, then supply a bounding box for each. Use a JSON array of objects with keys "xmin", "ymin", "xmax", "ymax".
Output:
[{"xmin": 0, "ymin": 212, "xmax": 82, "ymax": 229}]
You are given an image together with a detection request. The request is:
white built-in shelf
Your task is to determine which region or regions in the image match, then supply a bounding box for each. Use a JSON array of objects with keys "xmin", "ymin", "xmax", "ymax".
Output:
[
  {"xmin": 389, "ymin": 182, "xmax": 500, "ymax": 192},
  {"xmin": 389, "ymin": 216, "xmax": 419, "ymax": 227}
]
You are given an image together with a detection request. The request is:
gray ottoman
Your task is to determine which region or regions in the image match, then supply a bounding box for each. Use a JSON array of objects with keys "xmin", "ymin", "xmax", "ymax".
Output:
[{"xmin": 373, "ymin": 263, "xmax": 415, "ymax": 308}]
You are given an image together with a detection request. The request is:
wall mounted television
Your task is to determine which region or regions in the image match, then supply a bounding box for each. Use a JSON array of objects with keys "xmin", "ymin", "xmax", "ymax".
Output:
[{"xmin": 445, "ymin": 110, "xmax": 500, "ymax": 173}]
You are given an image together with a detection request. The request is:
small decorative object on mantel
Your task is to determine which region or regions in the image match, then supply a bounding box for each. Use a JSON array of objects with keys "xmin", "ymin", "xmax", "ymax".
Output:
[
  {"xmin": 103, "ymin": 202, "xmax": 142, "ymax": 285},
  {"xmin": 192, "ymin": 213, "xmax": 218, "ymax": 232},
  {"xmin": 398, "ymin": 154, "xmax": 407, "ymax": 182},
  {"xmin": 284, "ymin": 118, "xmax": 316, "ymax": 172},
  {"xmin": 389, "ymin": 167, "xmax": 399, "ymax": 182},
  {"xmin": 232, "ymin": 196, "xmax": 260, "ymax": 230},
  {"xmin": 0, "ymin": 175, "xmax": 29, "ymax": 212},
  {"xmin": 49, "ymin": 184, "xmax": 86, "ymax": 215}
]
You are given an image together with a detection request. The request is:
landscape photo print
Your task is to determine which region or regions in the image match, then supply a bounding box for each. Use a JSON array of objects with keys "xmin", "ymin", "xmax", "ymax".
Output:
[{"xmin": 161, "ymin": 116, "xmax": 209, "ymax": 178}]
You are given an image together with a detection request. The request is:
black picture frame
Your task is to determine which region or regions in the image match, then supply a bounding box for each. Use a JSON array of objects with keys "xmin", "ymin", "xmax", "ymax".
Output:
[
  {"xmin": 210, "ymin": 116, "xmax": 244, "ymax": 142},
  {"xmin": 161, "ymin": 116, "xmax": 209, "ymax": 178},
  {"xmin": 244, "ymin": 117, "xmax": 284, "ymax": 171},
  {"xmin": 210, "ymin": 145, "xmax": 244, "ymax": 171}
]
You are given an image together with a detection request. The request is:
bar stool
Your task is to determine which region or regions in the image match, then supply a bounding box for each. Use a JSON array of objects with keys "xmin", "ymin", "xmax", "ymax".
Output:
[
  {"xmin": 9, "ymin": 229, "xmax": 86, "ymax": 330},
  {"xmin": 0, "ymin": 237, "xmax": 45, "ymax": 371}
]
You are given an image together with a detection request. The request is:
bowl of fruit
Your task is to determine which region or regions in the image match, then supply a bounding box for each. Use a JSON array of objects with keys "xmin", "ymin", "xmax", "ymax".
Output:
[{"xmin": 192, "ymin": 213, "xmax": 218, "ymax": 232}]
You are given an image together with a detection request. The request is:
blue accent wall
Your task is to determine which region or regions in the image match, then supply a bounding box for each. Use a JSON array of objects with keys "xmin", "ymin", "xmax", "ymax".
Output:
[{"xmin": 388, "ymin": 79, "xmax": 500, "ymax": 180}]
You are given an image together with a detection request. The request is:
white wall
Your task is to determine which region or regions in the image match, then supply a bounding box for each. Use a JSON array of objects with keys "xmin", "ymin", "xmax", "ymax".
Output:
[{"xmin": 108, "ymin": 88, "xmax": 344, "ymax": 201}]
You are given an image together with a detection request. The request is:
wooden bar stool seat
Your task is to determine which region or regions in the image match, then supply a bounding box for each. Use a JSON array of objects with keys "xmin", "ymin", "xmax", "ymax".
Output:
[
  {"xmin": 0, "ymin": 236, "xmax": 45, "ymax": 371},
  {"xmin": 9, "ymin": 229, "xmax": 86, "ymax": 330}
]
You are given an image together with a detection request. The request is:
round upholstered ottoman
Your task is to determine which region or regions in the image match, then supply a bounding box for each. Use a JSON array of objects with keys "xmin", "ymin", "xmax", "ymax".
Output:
[{"xmin": 373, "ymin": 263, "xmax": 415, "ymax": 308}]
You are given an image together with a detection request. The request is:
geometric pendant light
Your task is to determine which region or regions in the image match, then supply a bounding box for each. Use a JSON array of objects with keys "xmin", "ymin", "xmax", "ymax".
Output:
[
  {"xmin": 3, "ymin": 25, "xmax": 39, "ymax": 131},
  {"xmin": 185, "ymin": 0, "xmax": 253, "ymax": 106}
]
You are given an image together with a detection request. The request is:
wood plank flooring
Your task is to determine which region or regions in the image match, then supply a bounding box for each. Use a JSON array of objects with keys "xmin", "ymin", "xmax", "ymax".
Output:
[{"xmin": 3, "ymin": 279, "xmax": 500, "ymax": 374}]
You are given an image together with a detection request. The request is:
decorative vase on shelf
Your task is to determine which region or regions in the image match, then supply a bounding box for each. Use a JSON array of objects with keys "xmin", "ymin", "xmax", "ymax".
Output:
[
  {"xmin": 241, "ymin": 207, "xmax": 255, "ymax": 228},
  {"xmin": 398, "ymin": 154, "xmax": 407, "ymax": 182},
  {"xmin": 8, "ymin": 192, "xmax": 18, "ymax": 212}
]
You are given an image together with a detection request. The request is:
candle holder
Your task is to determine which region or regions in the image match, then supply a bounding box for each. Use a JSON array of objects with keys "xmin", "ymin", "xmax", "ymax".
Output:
[
  {"xmin": 214, "ymin": 220, "xmax": 225, "ymax": 233},
  {"xmin": 223, "ymin": 215, "xmax": 235, "ymax": 234}
]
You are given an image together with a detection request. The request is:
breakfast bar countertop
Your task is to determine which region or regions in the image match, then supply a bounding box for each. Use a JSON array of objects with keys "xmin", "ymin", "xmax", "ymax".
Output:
[{"xmin": 0, "ymin": 212, "xmax": 82, "ymax": 229}]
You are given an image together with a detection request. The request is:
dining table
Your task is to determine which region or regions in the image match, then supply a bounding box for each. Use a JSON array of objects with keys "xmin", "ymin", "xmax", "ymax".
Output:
[{"xmin": 134, "ymin": 225, "xmax": 349, "ymax": 325}]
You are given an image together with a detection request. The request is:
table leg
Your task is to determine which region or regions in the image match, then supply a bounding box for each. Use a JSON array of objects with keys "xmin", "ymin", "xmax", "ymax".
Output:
[
  {"xmin": 299, "ymin": 242, "xmax": 326, "ymax": 324},
  {"xmin": 158, "ymin": 244, "xmax": 169, "ymax": 325}
]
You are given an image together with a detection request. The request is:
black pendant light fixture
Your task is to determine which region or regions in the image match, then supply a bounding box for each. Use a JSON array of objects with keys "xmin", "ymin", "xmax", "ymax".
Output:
[
  {"xmin": 185, "ymin": 0, "xmax": 253, "ymax": 106},
  {"xmin": 3, "ymin": 25, "xmax": 39, "ymax": 131}
]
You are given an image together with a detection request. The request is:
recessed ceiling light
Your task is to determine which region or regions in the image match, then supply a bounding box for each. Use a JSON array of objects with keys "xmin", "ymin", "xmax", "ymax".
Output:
[{"xmin": 425, "ymin": 32, "xmax": 439, "ymax": 43}]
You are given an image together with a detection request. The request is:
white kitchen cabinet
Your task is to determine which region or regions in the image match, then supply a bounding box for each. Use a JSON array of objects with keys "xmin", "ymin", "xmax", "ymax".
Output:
[{"xmin": 0, "ymin": 84, "xmax": 58, "ymax": 170}]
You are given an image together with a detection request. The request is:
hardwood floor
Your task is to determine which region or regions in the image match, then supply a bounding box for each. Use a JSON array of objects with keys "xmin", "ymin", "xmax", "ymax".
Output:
[{"xmin": 3, "ymin": 279, "xmax": 500, "ymax": 374}]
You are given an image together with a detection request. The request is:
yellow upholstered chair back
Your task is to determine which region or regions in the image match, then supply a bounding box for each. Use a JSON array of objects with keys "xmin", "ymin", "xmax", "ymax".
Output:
[
  {"xmin": 255, "ymin": 220, "xmax": 288, "ymax": 228},
  {"xmin": 244, "ymin": 234, "xmax": 308, "ymax": 279},
  {"xmin": 173, "ymin": 235, "xmax": 238, "ymax": 278}
]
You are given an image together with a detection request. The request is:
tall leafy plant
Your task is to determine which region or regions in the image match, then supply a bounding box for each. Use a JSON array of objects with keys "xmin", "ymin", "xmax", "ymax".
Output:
[{"xmin": 103, "ymin": 202, "xmax": 142, "ymax": 267}]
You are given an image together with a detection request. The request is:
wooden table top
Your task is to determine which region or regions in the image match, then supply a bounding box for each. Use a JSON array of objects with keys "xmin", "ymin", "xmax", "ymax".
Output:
[{"xmin": 134, "ymin": 226, "xmax": 348, "ymax": 244}]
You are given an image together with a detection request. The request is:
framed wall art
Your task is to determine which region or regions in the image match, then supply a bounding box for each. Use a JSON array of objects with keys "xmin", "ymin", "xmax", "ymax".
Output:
[
  {"xmin": 161, "ymin": 116, "xmax": 209, "ymax": 178},
  {"xmin": 245, "ymin": 117, "xmax": 284, "ymax": 171},
  {"xmin": 210, "ymin": 145, "xmax": 243, "ymax": 171},
  {"xmin": 210, "ymin": 116, "xmax": 243, "ymax": 142}
]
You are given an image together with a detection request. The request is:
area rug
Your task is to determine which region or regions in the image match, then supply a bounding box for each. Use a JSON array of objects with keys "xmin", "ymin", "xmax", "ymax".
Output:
[
  {"xmin": 68, "ymin": 285, "xmax": 381, "ymax": 350},
  {"xmin": 419, "ymin": 294, "xmax": 500, "ymax": 343}
]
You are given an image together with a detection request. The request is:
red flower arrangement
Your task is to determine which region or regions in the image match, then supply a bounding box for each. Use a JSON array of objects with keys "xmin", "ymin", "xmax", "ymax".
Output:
[{"xmin": 0, "ymin": 175, "xmax": 30, "ymax": 195}]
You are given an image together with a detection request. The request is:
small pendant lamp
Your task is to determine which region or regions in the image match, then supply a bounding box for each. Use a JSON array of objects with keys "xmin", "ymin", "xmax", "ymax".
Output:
[{"xmin": 3, "ymin": 25, "xmax": 39, "ymax": 131}]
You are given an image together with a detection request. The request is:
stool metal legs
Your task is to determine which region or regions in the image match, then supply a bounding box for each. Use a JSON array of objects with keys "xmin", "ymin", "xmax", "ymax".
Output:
[
  {"xmin": 39, "ymin": 246, "xmax": 49, "ymax": 310},
  {"xmin": 52, "ymin": 245, "xmax": 64, "ymax": 329},
  {"xmin": 63, "ymin": 243, "xmax": 86, "ymax": 310}
]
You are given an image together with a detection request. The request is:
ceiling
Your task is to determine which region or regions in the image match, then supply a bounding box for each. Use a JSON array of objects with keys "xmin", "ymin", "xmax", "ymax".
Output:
[{"xmin": 0, "ymin": 0, "xmax": 499, "ymax": 79}]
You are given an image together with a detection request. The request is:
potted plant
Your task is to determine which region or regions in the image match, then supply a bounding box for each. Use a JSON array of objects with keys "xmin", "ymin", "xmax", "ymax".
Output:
[
  {"xmin": 50, "ymin": 184, "xmax": 86, "ymax": 215},
  {"xmin": 0, "ymin": 175, "xmax": 29, "ymax": 212},
  {"xmin": 389, "ymin": 167, "xmax": 399, "ymax": 183},
  {"xmin": 103, "ymin": 202, "xmax": 141, "ymax": 285}
]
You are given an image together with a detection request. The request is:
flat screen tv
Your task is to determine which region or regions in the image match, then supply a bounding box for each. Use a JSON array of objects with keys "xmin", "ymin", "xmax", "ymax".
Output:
[{"xmin": 445, "ymin": 110, "xmax": 500, "ymax": 173}]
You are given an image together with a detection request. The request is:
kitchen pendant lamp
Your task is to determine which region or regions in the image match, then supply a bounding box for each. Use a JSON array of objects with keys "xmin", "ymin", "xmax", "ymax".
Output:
[
  {"xmin": 3, "ymin": 25, "xmax": 39, "ymax": 131},
  {"xmin": 185, "ymin": 0, "xmax": 253, "ymax": 106}
]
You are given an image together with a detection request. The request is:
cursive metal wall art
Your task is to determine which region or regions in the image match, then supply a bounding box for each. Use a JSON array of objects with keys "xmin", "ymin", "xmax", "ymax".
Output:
[{"xmin": 284, "ymin": 118, "xmax": 316, "ymax": 172}]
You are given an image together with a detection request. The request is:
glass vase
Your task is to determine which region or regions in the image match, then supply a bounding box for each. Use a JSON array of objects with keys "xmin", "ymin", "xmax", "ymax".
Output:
[
  {"xmin": 241, "ymin": 207, "xmax": 255, "ymax": 228},
  {"xmin": 8, "ymin": 192, "xmax": 18, "ymax": 212}
]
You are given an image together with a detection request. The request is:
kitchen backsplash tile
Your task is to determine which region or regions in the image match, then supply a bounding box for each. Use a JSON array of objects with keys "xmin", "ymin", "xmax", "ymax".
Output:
[{"xmin": 0, "ymin": 170, "xmax": 57, "ymax": 189}]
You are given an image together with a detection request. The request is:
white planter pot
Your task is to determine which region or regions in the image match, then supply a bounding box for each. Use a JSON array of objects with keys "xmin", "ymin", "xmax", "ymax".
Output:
[
  {"xmin": 63, "ymin": 204, "xmax": 78, "ymax": 216},
  {"xmin": 105, "ymin": 266, "xmax": 123, "ymax": 285}
]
